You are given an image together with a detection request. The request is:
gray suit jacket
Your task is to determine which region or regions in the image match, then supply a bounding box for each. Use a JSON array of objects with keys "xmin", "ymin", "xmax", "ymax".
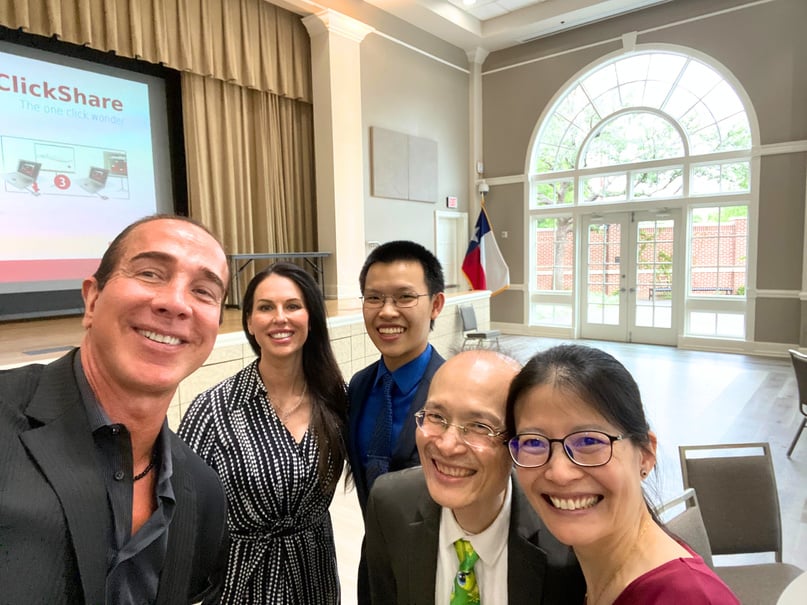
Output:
[
  {"xmin": 0, "ymin": 350, "xmax": 228, "ymax": 605},
  {"xmin": 365, "ymin": 467, "xmax": 585, "ymax": 605}
]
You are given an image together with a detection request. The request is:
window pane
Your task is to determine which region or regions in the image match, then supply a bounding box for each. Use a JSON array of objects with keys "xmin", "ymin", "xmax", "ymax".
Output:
[
  {"xmin": 688, "ymin": 311, "xmax": 744, "ymax": 338},
  {"xmin": 586, "ymin": 222, "xmax": 621, "ymax": 326},
  {"xmin": 583, "ymin": 112, "xmax": 684, "ymax": 167},
  {"xmin": 635, "ymin": 219, "xmax": 674, "ymax": 329},
  {"xmin": 581, "ymin": 64, "xmax": 617, "ymax": 103},
  {"xmin": 557, "ymin": 86, "xmax": 601, "ymax": 135},
  {"xmin": 533, "ymin": 179, "xmax": 574, "ymax": 207},
  {"xmin": 533, "ymin": 303, "xmax": 573, "ymax": 326},
  {"xmin": 717, "ymin": 113, "xmax": 752, "ymax": 151},
  {"xmin": 689, "ymin": 206, "xmax": 747, "ymax": 296},
  {"xmin": 677, "ymin": 60, "xmax": 722, "ymax": 99},
  {"xmin": 689, "ymin": 311, "xmax": 717, "ymax": 335},
  {"xmin": 716, "ymin": 313, "xmax": 745, "ymax": 338},
  {"xmin": 632, "ymin": 167, "xmax": 683, "ymax": 199},
  {"xmin": 534, "ymin": 216, "xmax": 574, "ymax": 291},
  {"xmin": 691, "ymin": 162, "xmax": 750, "ymax": 194},
  {"xmin": 582, "ymin": 173, "xmax": 627, "ymax": 202}
]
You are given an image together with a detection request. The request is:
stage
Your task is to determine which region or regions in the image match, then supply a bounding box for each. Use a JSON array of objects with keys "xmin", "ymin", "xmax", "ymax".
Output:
[{"xmin": 0, "ymin": 298, "xmax": 366, "ymax": 369}]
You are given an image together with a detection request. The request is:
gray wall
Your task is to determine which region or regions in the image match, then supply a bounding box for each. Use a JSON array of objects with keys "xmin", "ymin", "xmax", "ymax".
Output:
[
  {"xmin": 482, "ymin": 0, "xmax": 807, "ymax": 345},
  {"xmin": 361, "ymin": 33, "xmax": 470, "ymax": 249}
]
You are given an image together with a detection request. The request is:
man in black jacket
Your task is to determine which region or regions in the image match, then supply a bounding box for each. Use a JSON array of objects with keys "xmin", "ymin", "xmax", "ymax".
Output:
[{"xmin": 0, "ymin": 215, "xmax": 230, "ymax": 604}]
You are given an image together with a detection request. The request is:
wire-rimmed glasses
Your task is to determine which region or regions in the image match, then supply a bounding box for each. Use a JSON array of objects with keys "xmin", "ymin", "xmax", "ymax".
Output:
[
  {"xmin": 360, "ymin": 292, "xmax": 429, "ymax": 308},
  {"xmin": 414, "ymin": 409, "xmax": 506, "ymax": 450},
  {"xmin": 507, "ymin": 431, "xmax": 625, "ymax": 468}
]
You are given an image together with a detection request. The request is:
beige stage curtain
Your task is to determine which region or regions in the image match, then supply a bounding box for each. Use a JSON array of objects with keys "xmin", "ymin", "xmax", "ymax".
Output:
[
  {"xmin": 182, "ymin": 73, "xmax": 316, "ymax": 255},
  {"xmin": 1, "ymin": 0, "xmax": 317, "ymax": 254},
  {"xmin": 0, "ymin": 0, "xmax": 312, "ymax": 101}
]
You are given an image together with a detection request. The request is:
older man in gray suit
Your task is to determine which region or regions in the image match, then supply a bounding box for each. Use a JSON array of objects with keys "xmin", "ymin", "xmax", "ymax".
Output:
[{"xmin": 365, "ymin": 349, "xmax": 585, "ymax": 604}]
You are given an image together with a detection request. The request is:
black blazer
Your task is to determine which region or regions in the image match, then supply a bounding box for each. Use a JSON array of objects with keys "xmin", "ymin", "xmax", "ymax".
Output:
[
  {"xmin": 0, "ymin": 350, "xmax": 229, "ymax": 605},
  {"xmin": 347, "ymin": 350, "xmax": 445, "ymax": 514},
  {"xmin": 365, "ymin": 467, "xmax": 586, "ymax": 605}
]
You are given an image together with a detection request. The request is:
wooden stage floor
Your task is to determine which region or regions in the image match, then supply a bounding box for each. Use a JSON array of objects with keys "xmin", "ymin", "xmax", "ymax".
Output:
[{"xmin": 0, "ymin": 298, "xmax": 364, "ymax": 369}]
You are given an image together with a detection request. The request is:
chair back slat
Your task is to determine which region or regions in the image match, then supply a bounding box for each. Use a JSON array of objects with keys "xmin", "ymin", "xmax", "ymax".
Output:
[
  {"xmin": 788, "ymin": 349, "xmax": 807, "ymax": 414},
  {"xmin": 679, "ymin": 443, "xmax": 783, "ymax": 560},
  {"xmin": 459, "ymin": 305, "xmax": 478, "ymax": 332}
]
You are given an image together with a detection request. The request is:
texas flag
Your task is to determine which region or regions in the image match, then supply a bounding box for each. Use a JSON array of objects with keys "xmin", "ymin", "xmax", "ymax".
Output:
[{"xmin": 462, "ymin": 204, "xmax": 510, "ymax": 295}]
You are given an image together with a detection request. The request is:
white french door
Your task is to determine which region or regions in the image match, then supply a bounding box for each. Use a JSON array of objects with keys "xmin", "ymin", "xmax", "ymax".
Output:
[{"xmin": 580, "ymin": 210, "xmax": 681, "ymax": 345}]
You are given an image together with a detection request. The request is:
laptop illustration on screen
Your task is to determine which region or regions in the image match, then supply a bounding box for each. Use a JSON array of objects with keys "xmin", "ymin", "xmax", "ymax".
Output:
[
  {"xmin": 79, "ymin": 167, "xmax": 109, "ymax": 195},
  {"xmin": 4, "ymin": 160, "xmax": 41, "ymax": 190}
]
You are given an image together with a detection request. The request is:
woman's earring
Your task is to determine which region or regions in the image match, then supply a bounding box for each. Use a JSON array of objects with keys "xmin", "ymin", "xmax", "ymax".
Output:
[{"xmin": 640, "ymin": 469, "xmax": 648, "ymax": 478}]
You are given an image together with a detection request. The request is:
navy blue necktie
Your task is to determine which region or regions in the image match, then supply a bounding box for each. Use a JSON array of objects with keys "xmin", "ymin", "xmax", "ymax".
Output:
[{"xmin": 365, "ymin": 371, "xmax": 394, "ymax": 490}]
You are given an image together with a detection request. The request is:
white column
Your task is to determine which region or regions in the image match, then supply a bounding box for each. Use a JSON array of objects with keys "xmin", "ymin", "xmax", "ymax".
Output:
[
  {"xmin": 303, "ymin": 10, "xmax": 374, "ymax": 299},
  {"xmin": 467, "ymin": 47, "xmax": 488, "ymax": 223}
]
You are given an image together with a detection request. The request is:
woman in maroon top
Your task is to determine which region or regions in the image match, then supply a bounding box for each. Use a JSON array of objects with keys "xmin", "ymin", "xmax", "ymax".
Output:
[{"xmin": 505, "ymin": 344, "xmax": 739, "ymax": 605}]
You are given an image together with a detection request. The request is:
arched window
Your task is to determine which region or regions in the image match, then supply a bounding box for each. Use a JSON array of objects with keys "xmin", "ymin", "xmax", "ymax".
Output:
[{"xmin": 527, "ymin": 49, "xmax": 753, "ymax": 344}]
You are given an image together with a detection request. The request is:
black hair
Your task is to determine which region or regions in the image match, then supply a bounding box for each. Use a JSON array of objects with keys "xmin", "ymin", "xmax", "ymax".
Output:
[
  {"xmin": 359, "ymin": 240, "xmax": 444, "ymax": 295},
  {"xmin": 241, "ymin": 262, "xmax": 349, "ymax": 492}
]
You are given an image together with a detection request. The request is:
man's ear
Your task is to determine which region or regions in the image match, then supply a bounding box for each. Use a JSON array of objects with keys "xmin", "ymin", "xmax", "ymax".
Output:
[
  {"xmin": 430, "ymin": 292, "xmax": 446, "ymax": 320},
  {"xmin": 81, "ymin": 277, "xmax": 100, "ymax": 330}
]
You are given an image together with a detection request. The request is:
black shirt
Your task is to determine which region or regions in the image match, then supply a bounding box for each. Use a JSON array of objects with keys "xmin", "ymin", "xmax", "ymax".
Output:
[{"xmin": 74, "ymin": 354, "xmax": 176, "ymax": 605}]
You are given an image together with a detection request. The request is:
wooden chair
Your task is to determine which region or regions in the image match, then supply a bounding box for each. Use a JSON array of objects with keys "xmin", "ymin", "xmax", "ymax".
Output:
[
  {"xmin": 679, "ymin": 443, "xmax": 802, "ymax": 604},
  {"xmin": 459, "ymin": 305, "xmax": 500, "ymax": 350},
  {"xmin": 786, "ymin": 349, "xmax": 807, "ymax": 457}
]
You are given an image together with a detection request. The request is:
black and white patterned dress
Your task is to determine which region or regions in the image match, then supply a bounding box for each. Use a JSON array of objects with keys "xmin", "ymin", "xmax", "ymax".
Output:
[{"xmin": 178, "ymin": 360, "xmax": 340, "ymax": 604}]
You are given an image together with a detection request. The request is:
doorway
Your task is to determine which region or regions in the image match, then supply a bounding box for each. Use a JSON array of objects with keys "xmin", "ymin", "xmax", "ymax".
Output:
[
  {"xmin": 580, "ymin": 210, "xmax": 681, "ymax": 345},
  {"xmin": 435, "ymin": 210, "xmax": 468, "ymax": 293}
]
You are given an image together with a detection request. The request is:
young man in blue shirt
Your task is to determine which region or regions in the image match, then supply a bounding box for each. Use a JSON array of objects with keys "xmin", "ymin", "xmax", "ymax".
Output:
[{"xmin": 347, "ymin": 240, "xmax": 446, "ymax": 603}]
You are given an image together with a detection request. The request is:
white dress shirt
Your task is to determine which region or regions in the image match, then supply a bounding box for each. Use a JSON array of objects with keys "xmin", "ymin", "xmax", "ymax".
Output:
[{"xmin": 434, "ymin": 477, "xmax": 513, "ymax": 605}]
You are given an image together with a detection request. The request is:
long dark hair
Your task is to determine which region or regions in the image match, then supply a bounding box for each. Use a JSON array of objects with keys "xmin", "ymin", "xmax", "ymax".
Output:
[
  {"xmin": 241, "ymin": 262, "xmax": 349, "ymax": 492},
  {"xmin": 506, "ymin": 344, "xmax": 661, "ymax": 520}
]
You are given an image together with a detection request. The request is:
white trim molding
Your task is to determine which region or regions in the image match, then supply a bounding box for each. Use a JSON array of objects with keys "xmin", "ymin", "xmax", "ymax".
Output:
[
  {"xmin": 757, "ymin": 140, "xmax": 807, "ymax": 156},
  {"xmin": 754, "ymin": 289, "xmax": 801, "ymax": 299},
  {"xmin": 486, "ymin": 175, "xmax": 525, "ymax": 186}
]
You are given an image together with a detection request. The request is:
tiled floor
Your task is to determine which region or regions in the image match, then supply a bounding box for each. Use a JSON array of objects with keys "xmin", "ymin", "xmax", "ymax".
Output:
[{"xmin": 330, "ymin": 335, "xmax": 807, "ymax": 604}]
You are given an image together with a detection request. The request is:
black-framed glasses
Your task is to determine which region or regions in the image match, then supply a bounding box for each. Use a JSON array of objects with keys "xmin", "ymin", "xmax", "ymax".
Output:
[
  {"xmin": 361, "ymin": 292, "xmax": 430, "ymax": 308},
  {"xmin": 507, "ymin": 431, "xmax": 625, "ymax": 468},
  {"xmin": 414, "ymin": 409, "xmax": 506, "ymax": 450}
]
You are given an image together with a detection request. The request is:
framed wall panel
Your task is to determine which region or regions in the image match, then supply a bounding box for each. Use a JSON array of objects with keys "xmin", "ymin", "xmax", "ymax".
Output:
[{"xmin": 370, "ymin": 126, "xmax": 437, "ymax": 203}]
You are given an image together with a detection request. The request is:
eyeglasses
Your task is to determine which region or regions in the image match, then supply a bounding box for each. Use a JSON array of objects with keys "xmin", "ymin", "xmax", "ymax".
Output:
[
  {"xmin": 361, "ymin": 292, "xmax": 430, "ymax": 308},
  {"xmin": 507, "ymin": 431, "xmax": 625, "ymax": 468},
  {"xmin": 414, "ymin": 409, "xmax": 506, "ymax": 450}
]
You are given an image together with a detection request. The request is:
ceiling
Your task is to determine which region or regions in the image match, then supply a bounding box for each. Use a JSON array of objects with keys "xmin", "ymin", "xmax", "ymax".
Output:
[{"xmin": 357, "ymin": 0, "xmax": 672, "ymax": 53}]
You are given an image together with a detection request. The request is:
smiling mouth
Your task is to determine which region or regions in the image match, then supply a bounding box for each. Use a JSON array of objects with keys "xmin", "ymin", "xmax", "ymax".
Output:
[
  {"xmin": 138, "ymin": 329, "xmax": 182, "ymax": 346},
  {"xmin": 545, "ymin": 495, "xmax": 602, "ymax": 511},
  {"xmin": 378, "ymin": 326, "xmax": 405, "ymax": 335},
  {"xmin": 270, "ymin": 331, "xmax": 293, "ymax": 339},
  {"xmin": 433, "ymin": 459, "xmax": 475, "ymax": 478}
]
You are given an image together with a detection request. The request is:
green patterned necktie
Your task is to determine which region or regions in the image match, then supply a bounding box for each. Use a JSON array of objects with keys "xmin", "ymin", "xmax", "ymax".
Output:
[{"xmin": 450, "ymin": 539, "xmax": 480, "ymax": 605}]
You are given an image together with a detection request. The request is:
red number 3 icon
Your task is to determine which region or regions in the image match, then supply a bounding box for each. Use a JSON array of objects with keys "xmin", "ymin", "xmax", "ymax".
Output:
[{"xmin": 54, "ymin": 174, "xmax": 71, "ymax": 190}]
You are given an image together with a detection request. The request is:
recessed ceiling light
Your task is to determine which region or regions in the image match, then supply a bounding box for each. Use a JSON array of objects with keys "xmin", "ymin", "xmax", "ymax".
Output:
[{"xmin": 462, "ymin": 0, "xmax": 477, "ymax": 6}]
